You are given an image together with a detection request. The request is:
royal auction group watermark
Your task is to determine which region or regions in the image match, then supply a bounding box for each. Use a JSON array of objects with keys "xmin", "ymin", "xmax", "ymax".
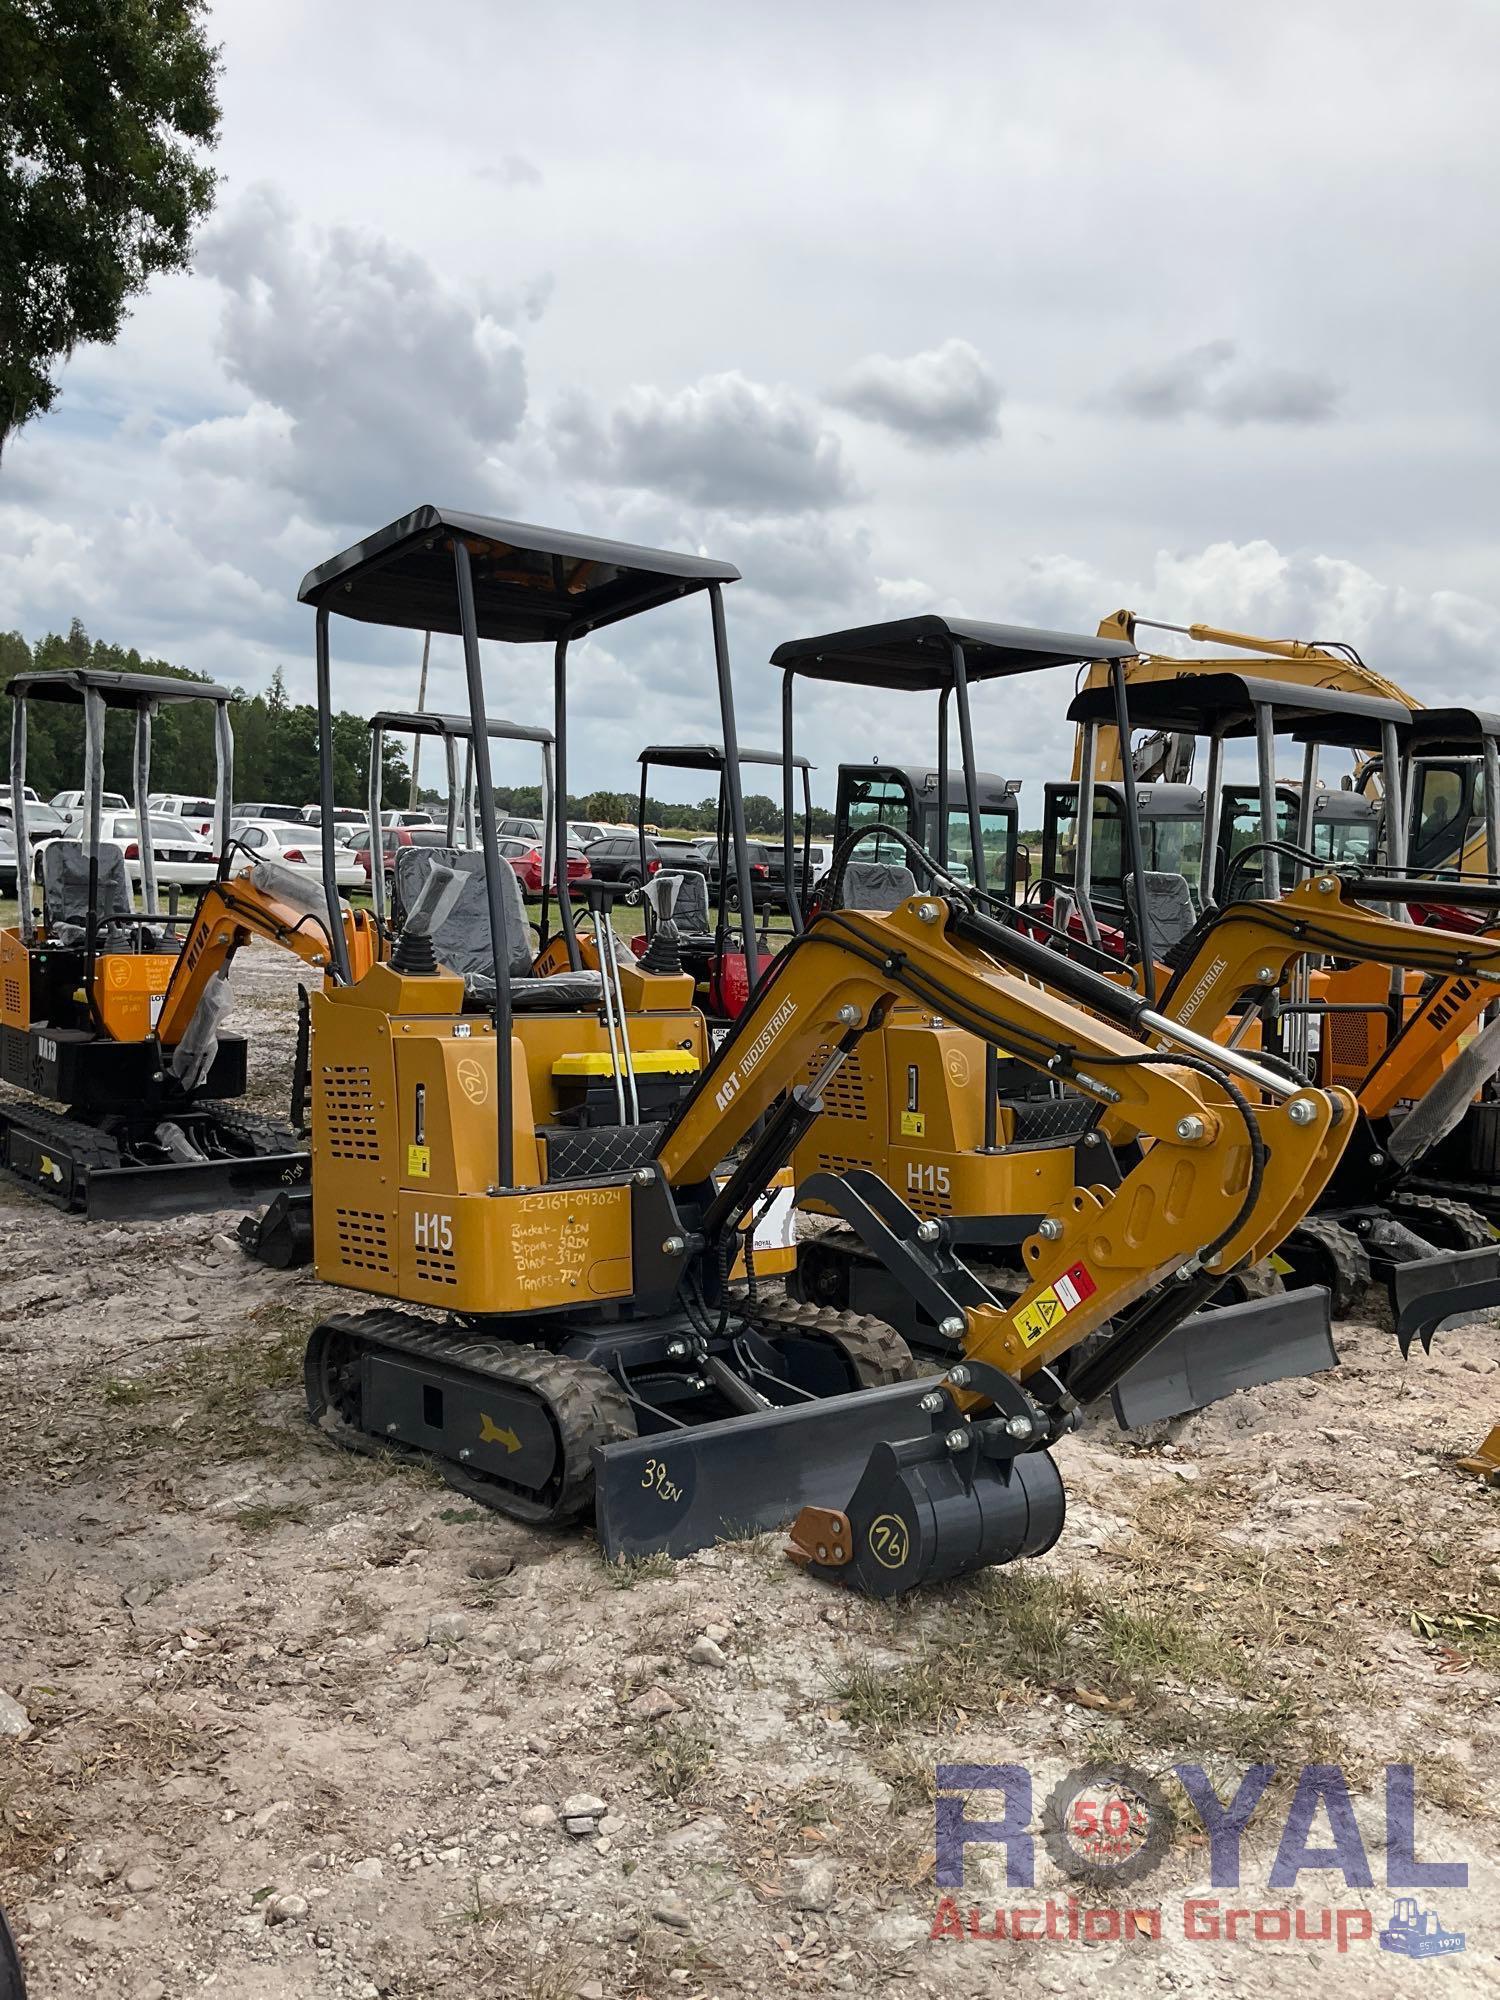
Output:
[{"xmin": 931, "ymin": 1761, "xmax": 1468, "ymax": 1957}]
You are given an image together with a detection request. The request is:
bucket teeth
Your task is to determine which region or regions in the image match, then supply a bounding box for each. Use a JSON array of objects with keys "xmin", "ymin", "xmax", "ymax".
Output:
[{"xmin": 786, "ymin": 1507, "xmax": 853, "ymax": 1571}]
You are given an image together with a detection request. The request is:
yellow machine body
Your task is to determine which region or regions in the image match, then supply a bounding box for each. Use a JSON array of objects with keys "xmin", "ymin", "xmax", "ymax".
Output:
[
  {"xmin": 793, "ymin": 1006, "xmax": 1081, "ymax": 1225},
  {"xmin": 1, "ymin": 929, "xmax": 31, "ymax": 1032},
  {"xmin": 307, "ymin": 960, "xmax": 799, "ymax": 1314}
]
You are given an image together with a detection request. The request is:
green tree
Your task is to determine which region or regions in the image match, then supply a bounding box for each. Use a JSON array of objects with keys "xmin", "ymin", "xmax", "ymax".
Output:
[{"xmin": 0, "ymin": 0, "xmax": 222, "ymax": 457}]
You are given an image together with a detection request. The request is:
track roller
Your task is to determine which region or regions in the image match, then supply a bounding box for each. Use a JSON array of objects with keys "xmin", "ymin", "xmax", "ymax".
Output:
[{"xmin": 1277, "ymin": 1216, "xmax": 1371, "ymax": 1317}]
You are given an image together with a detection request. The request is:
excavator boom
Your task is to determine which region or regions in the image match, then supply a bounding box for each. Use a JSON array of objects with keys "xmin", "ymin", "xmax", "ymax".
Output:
[
  {"xmin": 1074, "ymin": 610, "xmax": 1420, "ymax": 781},
  {"xmin": 658, "ymin": 893, "xmax": 1351, "ymax": 1410},
  {"xmin": 156, "ymin": 866, "xmax": 373, "ymax": 1052}
]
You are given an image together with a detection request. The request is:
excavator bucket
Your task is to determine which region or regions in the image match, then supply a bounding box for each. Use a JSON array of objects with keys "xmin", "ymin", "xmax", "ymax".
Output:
[
  {"xmin": 1392, "ymin": 1241, "xmax": 1500, "ymax": 1354},
  {"xmin": 1106, "ymin": 1286, "xmax": 1338, "ymax": 1428}
]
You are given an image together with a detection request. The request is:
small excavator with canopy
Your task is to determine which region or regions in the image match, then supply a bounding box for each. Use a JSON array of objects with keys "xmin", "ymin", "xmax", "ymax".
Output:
[
  {"xmin": 283, "ymin": 508, "xmax": 1354, "ymax": 1595},
  {"xmin": 0, "ymin": 666, "xmax": 371, "ymax": 1215},
  {"xmin": 630, "ymin": 740, "xmax": 813, "ymax": 1021}
]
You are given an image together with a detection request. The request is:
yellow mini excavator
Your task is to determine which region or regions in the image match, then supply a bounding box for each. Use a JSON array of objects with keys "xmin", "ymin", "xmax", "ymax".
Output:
[
  {"xmin": 288, "ymin": 511, "xmax": 1353, "ymax": 1597},
  {"xmin": 0, "ymin": 667, "xmax": 375, "ymax": 1216}
]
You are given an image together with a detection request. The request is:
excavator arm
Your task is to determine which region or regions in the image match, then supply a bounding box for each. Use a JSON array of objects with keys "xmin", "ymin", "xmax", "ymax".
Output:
[
  {"xmin": 1161, "ymin": 876, "xmax": 1500, "ymax": 1035},
  {"xmin": 1075, "ymin": 611, "xmax": 1419, "ymax": 781},
  {"xmin": 656, "ymin": 892, "xmax": 1353, "ymax": 1405},
  {"xmin": 155, "ymin": 869, "xmax": 360, "ymax": 1053}
]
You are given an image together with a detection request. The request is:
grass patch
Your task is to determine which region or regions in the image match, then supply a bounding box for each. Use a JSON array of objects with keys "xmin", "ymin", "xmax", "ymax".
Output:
[
  {"xmin": 641, "ymin": 1720, "xmax": 715, "ymax": 1802},
  {"xmin": 836, "ymin": 1567, "xmax": 1231, "ymax": 1735},
  {"xmin": 233, "ymin": 1499, "xmax": 313, "ymax": 1534},
  {"xmin": 100, "ymin": 1377, "xmax": 153, "ymax": 1407},
  {"xmin": 601, "ymin": 1550, "xmax": 675, "ymax": 1590},
  {"xmin": 0, "ymin": 1792, "xmax": 67, "ymax": 1879},
  {"xmin": 831, "ymin": 1559, "xmax": 1333, "ymax": 1769}
]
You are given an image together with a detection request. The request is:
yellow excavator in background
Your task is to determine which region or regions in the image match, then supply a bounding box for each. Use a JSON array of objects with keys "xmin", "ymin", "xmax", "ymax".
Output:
[
  {"xmin": 0, "ymin": 666, "xmax": 376, "ymax": 1216},
  {"xmin": 1073, "ymin": 613, "xmax": 1420, "ymax": 785}
]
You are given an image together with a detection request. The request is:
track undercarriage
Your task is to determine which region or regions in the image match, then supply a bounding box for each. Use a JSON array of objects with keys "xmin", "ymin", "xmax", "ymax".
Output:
[
  {"xmin": 0, "ymin": 1094, "xmax": 308, "ymax": 1218},
  {"xmin": 303, "ymin": 1294, "xmax": 949, "ymax": 1557}
]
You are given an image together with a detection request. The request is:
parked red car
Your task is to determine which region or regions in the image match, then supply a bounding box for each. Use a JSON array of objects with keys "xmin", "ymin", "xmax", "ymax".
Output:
[
  {"xmin": 499, "ymin": 835, "xmax": 592, "ymax": 898},
  {"xmin": 352, "ymin": 825, "xmax": 459, "ymax": 886}
]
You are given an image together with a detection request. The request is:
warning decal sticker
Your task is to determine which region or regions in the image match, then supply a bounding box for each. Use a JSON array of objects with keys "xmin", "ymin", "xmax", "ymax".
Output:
[{"xmin": 1014, "ymin": 1260, "xmax": 1098, "ymax": 1348}]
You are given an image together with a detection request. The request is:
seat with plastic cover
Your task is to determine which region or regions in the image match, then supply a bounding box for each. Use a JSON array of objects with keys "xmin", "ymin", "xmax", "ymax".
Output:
[
  {"xmin": 658, "ymin": 869, "xmax": 712, "ymax": 944},
  {"xmin": 1124, "ymin": 871, "xmax": 1199, "ymax": 952},
  {"xmin": 42, "ymin": 841, "xmax": 137, "ymax": 943},
  {"xmin": 836, "ymin": 860, "xmax": 918, "ymax": 912},
  {"xmin": 392, "ymin": 843, "xmax": 457, "ymax": 930},
  {"xmin": 411, "ymin": 849, "xmax": 603, "ymax": 1010}
]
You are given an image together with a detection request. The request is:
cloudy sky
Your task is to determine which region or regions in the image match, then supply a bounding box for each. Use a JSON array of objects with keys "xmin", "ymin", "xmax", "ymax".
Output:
[{"xmin": 3, "ymin": 0, "xmax": 1497, "ymax": 804}]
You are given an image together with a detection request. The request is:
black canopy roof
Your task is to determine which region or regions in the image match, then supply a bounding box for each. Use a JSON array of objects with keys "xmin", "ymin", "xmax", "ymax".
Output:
[
  {"xmin": 637, "ymin": 743, "xmax": 811, "ymax": 772},
  {"xmin": 299, "ymin": 507, "xmax": 740, "ymax": 643},
  {"xmin": 369, "ymin": 709, "xmax": 553, "ymax": 746},
  {"xmin": 844, "ymin": 763, "xmax": 1021, "ymax": 808},
  {"xmin": 1046, "ymin": 779, "xmax": 1205, "ymax": 815},
  {"xmin": 771, "ymin": 615, "xmax": 1135, "ymax": 690},
  {"xmin": 5, "ymin": 668, "xmax": 233, "ymax": 708},
  {"xmin": 1403, "ymin": 706, "xmax": 1500, "ymax": 755},
  {"xmin": 1068, "ymin": 672, "xmax": 1411, "ymax": 751}
]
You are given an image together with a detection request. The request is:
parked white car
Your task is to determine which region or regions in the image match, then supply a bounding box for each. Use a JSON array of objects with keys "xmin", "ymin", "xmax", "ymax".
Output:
[
  {"xmin": 51, "ymin": 788, "xmax": 129, "ymax": 825},
  {"xmin": 381, "ymin": 807, "xmax": 436, "ymax": 828},
  {"xmin": 0, "ymin": 802, "xmax": 67, "ymax": 893},
  {"xmin": 229, "ymin": 818, "xmax": 365, "ymax": 890},
  {"xmin": 148, "ymin": 793, "xmax": 220, "ymax": 838},
  {"xmin": 46, "ymin": 814, "xmax": 219, "ymax": 888},
  {"xmin": 298, "ymin": 804, "xmax": 370, "ymax": 828}
]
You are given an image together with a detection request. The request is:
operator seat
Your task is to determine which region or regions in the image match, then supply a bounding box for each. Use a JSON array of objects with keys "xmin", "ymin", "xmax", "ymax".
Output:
[
  {"xmin": 409, "ymin": 848, "xmax": 603, "ymax": 1010},
  {"xmin": 836, "ymin": 860, "xmax": 919, "ymax": 912},
  {"xmin": 41, "ymin": 841, "xmax": 138, "ymax": 947},
  {"xmin": 658, "ymin": 868, "xmax": 713, "ymax": 946},
  {"xmin": 1124, "ymin": 871, "xmax": 1200, "ymax": 952}
]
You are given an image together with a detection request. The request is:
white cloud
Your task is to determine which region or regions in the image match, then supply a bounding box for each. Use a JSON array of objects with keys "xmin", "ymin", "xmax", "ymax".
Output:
[
  {"xmin": 476, "ymin": 153, "xmax": 543, "ymax": 189},
  {"xmin": 552, "ymin": 371, "xmax": 856, "ymax": 513},
  {"xmin": 831, "ymin": 338, "xmax": 1002, "ymax": 448},
  {"xmin": 192, "ymin": 184, "xmax": 532, "ymax": 527},
  {"xmin": 1, "ymin": 2, "xmax": 1497, "ymax": 803},
  {"xmin": 1106, "ymin": 340, "xmax": 1342, "ymax": 427}
]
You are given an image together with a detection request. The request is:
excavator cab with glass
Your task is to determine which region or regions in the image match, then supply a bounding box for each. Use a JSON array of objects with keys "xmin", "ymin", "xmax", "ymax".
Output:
[{"xmin": 832, "ymin": 763, "xmax": 1021, "ymax": 897}]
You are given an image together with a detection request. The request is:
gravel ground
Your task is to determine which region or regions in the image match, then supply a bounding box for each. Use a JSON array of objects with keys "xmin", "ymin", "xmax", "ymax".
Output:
[{"xmin": 2, "ymin": 939, "xmax": 1498, "ymax": 1998}]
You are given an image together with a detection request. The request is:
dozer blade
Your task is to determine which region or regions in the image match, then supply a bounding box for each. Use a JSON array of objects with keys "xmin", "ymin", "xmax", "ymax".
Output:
[
  {"xmin": 1107, "ymin": 1286, "xmax": 1337, "ymax": 1429},
  {"xmin": 79, "ymin": 1152, "xmax": 310, "ymax": 1222},
  {"xmin": 1392, "ymin": 1242, "xmax": 1500, "ymax": 1354},
  {"xmin": 593, "ymin": 1379, "xmax": 941, "ymax": 1563}
]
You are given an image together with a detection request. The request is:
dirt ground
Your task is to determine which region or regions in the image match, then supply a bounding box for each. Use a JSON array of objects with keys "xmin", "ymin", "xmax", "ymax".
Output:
[{"xmin": 2, "ymin": 939, "xmax": 1499, "ymax": 2000}]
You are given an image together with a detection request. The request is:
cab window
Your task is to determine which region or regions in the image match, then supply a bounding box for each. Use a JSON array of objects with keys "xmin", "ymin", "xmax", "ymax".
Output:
[
  {"xmin": 935, "ymin": 807, "xmax": 1014, "ymax": 892},
  {"xmin": 843, "ymin": 776, "xmax": 913, "ymax": 865},
  {"xmin": 1409, "ymin": 762, "xmax": 1480, "ymax": 874}
]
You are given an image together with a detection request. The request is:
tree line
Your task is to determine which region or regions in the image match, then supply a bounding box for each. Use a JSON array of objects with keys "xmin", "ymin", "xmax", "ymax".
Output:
[
  {"xmin": 0, "ymin": 622, "xmax": 410, "ymax": 807},
  {"xmin": 1, "ymin": 623, "xmax": 838, "ymax": 834}
]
